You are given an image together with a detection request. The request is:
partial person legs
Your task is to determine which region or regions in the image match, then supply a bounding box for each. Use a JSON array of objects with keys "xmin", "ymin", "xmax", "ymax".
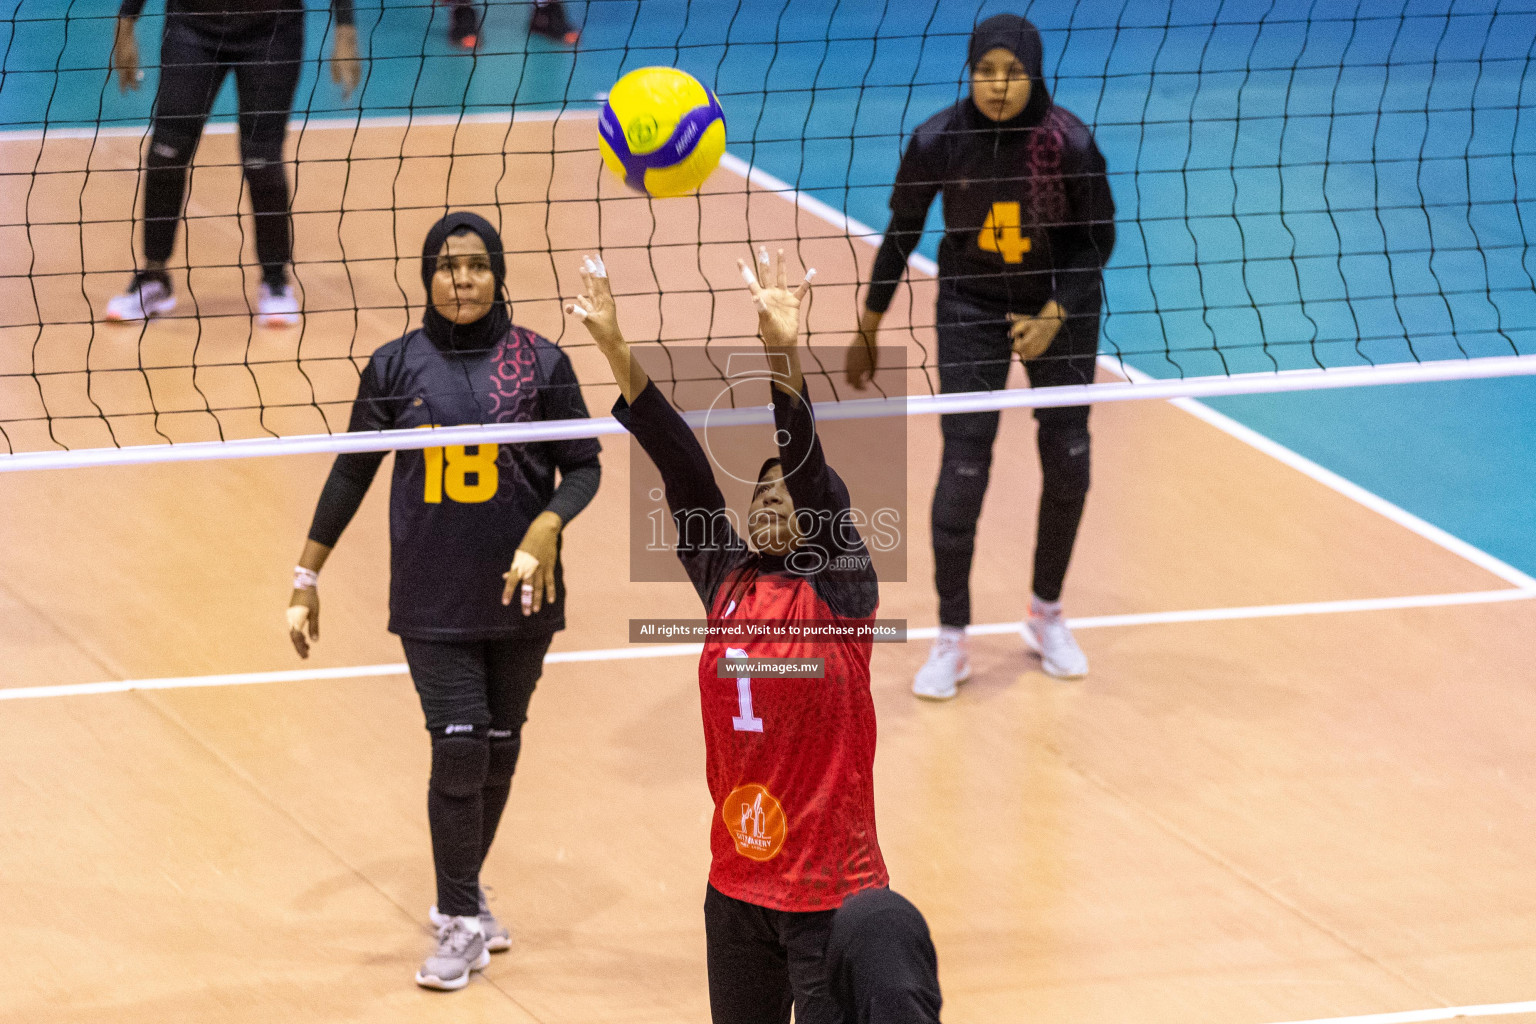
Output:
[
  {"xmin": 914, "ymin": 294, "xmax": 1010, "ymax": 698},
  {"xmin": 1020, "ymin": 404, "xmax": 1092, "ymax": 677},
  {"xmin": 704, "ymin": 885, "xmax": 841, "ymax": 1024},
  {"xmin": 439, "ymin": 0, "xmax": 481, "ymax": 49},
  {"xmin": 916, "ymin": 291, "xmax": 1098, "ymax": 694},
  {"xmin": 402, "ymin": 634, "xmax": 550, "ymax": 989},
  {"xmin": 914, "ymin": 406, "xmax": 999, "ymax": 699},
  {"xmin": 233, "ymin": 16, "xmax": 303, "ymax": 326},
  {"xmin": 105, "ymin": 16, "xmax": 225, "ymax": 322},
  {"xmin": 529, "ymin": 0, "xmax": 580, "ymax": 45},
  {"xmin": 1019, "ymin": 321, "xmax": 1100, "ymax": 678}
]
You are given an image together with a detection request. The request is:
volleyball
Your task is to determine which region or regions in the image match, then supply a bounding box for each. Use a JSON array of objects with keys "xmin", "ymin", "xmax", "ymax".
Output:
[{"xmin": 598, "ymin": 66, "xmax": 726, "ymax": 198}]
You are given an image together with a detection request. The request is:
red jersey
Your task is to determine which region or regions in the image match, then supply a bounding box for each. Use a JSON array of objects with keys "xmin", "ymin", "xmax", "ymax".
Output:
[{"xmin": 616, "ymin": 380, "xmax": 888, "ymax": 913}]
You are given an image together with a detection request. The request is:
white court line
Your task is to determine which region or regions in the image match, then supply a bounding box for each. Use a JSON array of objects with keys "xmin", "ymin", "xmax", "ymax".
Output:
[
  {"xmin": 1262, "ymin": 998, "xmax": 1536, "ymax": 1024},
  {"xmin": 917, "ymin": 587, "xmax": 1535, "ymax": 639},
  {"xmin": 720, "ymin": 154, "xmax": 1536, "ymax": 596},
  {"xmin": 3, "ymin": 589, "xmax": 1529, "ymax": 702},
  {"xmin": 1096, "ymin": 357, "xmax": 1536, "ymax": 593}
]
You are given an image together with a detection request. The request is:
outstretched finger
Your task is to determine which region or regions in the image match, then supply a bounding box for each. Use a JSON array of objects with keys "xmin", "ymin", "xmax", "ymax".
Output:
[
  {"xmin": 527, "ymin": 565, "xmax": 544, "ymax": 615},
  {"xmin": 737, "ymin": 258, "xmax": 762, "ymax": 297},
  {"xmin": 774, "ymin": 248, "xmax": 787, "ymax": 289},
  {"xmin": 566, "ymin": 295, "xmax": 594, "ymax": 320},
  {"xmin": 793, "ymin": 267, "xmax": 817, "ymax": 301}
]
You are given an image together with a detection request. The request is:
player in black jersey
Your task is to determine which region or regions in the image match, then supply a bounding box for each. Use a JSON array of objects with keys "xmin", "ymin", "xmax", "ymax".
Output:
[
  {"xmin": 845, "ymin": 13, "xmax": 1116, "ymax": 695},
  {"xmin": 286, "ymin": 211, "xmax": 601, "ymax": 990},
  {"xmin": 104, "ymin": 0, "xmax": 360, "ymax": 326}
]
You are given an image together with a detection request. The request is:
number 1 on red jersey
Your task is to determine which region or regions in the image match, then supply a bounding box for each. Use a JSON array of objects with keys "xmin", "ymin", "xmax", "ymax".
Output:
[{"xmin": 725, "ymin": 647, "xmax": 763, "ymax": 733}]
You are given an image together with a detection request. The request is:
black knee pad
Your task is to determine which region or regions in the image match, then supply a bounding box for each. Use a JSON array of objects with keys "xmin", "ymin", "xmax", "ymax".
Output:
[
  {"xmin": 429, "ymin": 730, "xmax": 490, "ymax": 799},
  {"xmin": 932, "ymin": 458, "xmax": 990, "ymax": 540},
  {"xmin": 933, "ymin": 420, "xmax": 995, "ymax": 521},
  {"xmin": 1037, "ymin": 418, "xmax": 1091, "ymax": 499},
  {"xmin": 485, "ymin": 729, "xmax": 522, "ymax": 788},
  {"xmin": 932, "ymin": 433, "xmax": 995, "ymax": 538}
]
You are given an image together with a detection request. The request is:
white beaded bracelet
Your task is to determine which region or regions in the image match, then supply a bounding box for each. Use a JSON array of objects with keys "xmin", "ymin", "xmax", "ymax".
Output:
[{"xmin": 293, "ymin": 566, "xmax": 319, "ymax": 591}]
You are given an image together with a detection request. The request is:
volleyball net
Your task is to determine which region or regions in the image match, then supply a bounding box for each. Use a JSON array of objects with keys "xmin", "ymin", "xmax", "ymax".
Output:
[{"xmin": 2, "ymin": 0, "xmax": 1535, "ymax": 470}]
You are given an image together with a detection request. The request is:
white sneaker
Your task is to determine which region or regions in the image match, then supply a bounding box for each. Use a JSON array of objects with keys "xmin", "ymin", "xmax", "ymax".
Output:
[
  {"xmin": 430, "ymin": 887, "xmax": 511, "ymax": 953},
  {"xmin": 912, "ymin": 627, "xmax": 971, "ymax": 701},
  {"xmin": 103, "ymin": 276, "xmax": 176, "ymax": 321},
  {"xmin": 415, "ymin": 916, "xmax": 489, "ymax": 991},
  {"xmin": 1021, "ymin": 611, "xmax": 1089, "ymax": 679},
  {"xmin": 256, "ymin": 281, "xmax": 300, "ymax": 327}
]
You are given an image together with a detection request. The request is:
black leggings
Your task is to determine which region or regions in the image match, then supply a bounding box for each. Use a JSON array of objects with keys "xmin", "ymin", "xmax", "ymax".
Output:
[
  {"xmin": 704, "ymin": 884, "xmax": 840, "ymax": 1024},
  {"xmin": 703, "ymin": 885, "xmax": 943, "ymax": 1024},
  {"xmin": 143, "ymin": 12, "xmax": 302, "ymax": 286},
  {"xmin": 826, "ymin": 888, "xmax": 942, "ymax": 1024},
  {"xmin": 401, "ymin": 633, "xmax": 553, "ymax": 919},
  {"xmin": 931, "ymin": 288, "xmax": 1099, "ymax": 625}
]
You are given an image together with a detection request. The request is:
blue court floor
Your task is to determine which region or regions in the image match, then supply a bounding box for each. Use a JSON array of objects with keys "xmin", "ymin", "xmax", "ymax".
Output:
[{"xmin": 4, "ymin": 0, "xmax": 1533, "ymax": 575}]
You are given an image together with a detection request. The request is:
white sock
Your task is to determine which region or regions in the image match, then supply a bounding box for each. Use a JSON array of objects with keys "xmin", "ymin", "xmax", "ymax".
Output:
[
  {"xmin": 1031, "ymin": 595, "xmax": 1063, "ymax": 619},
  {"xmin": 937, "ymin": 625, "xmax": 966, "ymax": 645},
  {"xmin": 457, "ymin": 914, "xmax": 484, "ymax": 934}
]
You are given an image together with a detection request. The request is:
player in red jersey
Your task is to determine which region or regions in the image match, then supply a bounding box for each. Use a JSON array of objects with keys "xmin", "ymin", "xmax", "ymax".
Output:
[{"xmin": 568, "ymin": 251, "xmax": 886, "ymax": 1023}]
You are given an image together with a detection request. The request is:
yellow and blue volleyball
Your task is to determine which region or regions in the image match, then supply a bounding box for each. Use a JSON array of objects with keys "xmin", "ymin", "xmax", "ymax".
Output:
[{"xmin": 598, "ymin": 67, "xmax": 726, "ymax": 198}]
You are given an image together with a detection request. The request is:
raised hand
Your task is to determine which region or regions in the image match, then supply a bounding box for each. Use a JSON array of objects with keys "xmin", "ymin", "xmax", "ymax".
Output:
[
  {"xmin": 566, "ymin": 255, "xmax": 624, "ymax": 351},
  {"xmin": 568, "ymin": 255, "xmax": 649, "ymax": 402},
  {"xmin": 738, "ymin": 247, "xmax": 814, "ymax": 352}
]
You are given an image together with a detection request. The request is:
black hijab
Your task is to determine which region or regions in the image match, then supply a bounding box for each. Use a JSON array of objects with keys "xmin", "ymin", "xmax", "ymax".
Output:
[
  {"xmin": 966, "ymin": 13, "xmax": 1052, "ymax": 131},
  {"xmin": 420, "ymin": 210, "xmax": 512, "ymax": 352}
]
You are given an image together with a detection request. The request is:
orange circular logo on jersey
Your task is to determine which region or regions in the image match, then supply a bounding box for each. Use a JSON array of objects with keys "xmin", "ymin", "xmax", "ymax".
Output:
[{"xmin": 723, "ymin": 783, "xmax": 787, "ymax": 861}]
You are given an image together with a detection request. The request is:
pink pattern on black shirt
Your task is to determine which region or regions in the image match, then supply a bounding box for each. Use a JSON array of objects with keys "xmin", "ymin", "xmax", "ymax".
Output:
[
  {"xmin": 489, "ymin": 326, "xmax": 539, "ymax": 424},
  {"xmin": 1028, "ymin": 112, "xmax": 1069, "ymax": 228}
]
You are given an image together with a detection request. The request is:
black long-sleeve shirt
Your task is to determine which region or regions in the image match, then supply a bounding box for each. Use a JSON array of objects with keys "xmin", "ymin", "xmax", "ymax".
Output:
[
  {"xmin": 119, "ymin": 0, "xmax": 355, "ymax": 26},
  {"xmin": 307, "ymin": 326, "xmax": 601, "ymax": 640},
  {"xmin": 867, "ymin": 101, "xmax": 1116, "ymax": 317}
]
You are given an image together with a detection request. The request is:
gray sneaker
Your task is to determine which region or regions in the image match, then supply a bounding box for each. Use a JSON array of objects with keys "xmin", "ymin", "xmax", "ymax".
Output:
[
  {"xmin": 429, "ymin": 888, "xmax": 511, "ymax": 953},
  {"xmin": 414, "ymin": 916, "xmax": 489, "ymax": 991}
]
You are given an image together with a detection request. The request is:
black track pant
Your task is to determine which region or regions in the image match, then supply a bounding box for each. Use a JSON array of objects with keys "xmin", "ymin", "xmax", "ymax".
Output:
[
  {"xmin": 826, "ymin": 888, "xmax": 943, "ymax": 1024},
  {"xmin": 704, "ymin": 885, "xmax": 943, "ymax": 1024},
  {"xmin": 704, "ymin": 884, "xmax": 841, "ymax": 1024},
  {"xmin": 143, "ymin": 12, "xmax": 302, "ymax": 286},
  {"xmin": 401, "ymin": 633, "xmax": 553, "ymax": 919},
  {"xmin": 932, "ymin": 287, "xmax": 1100, "ymax": 625}
]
